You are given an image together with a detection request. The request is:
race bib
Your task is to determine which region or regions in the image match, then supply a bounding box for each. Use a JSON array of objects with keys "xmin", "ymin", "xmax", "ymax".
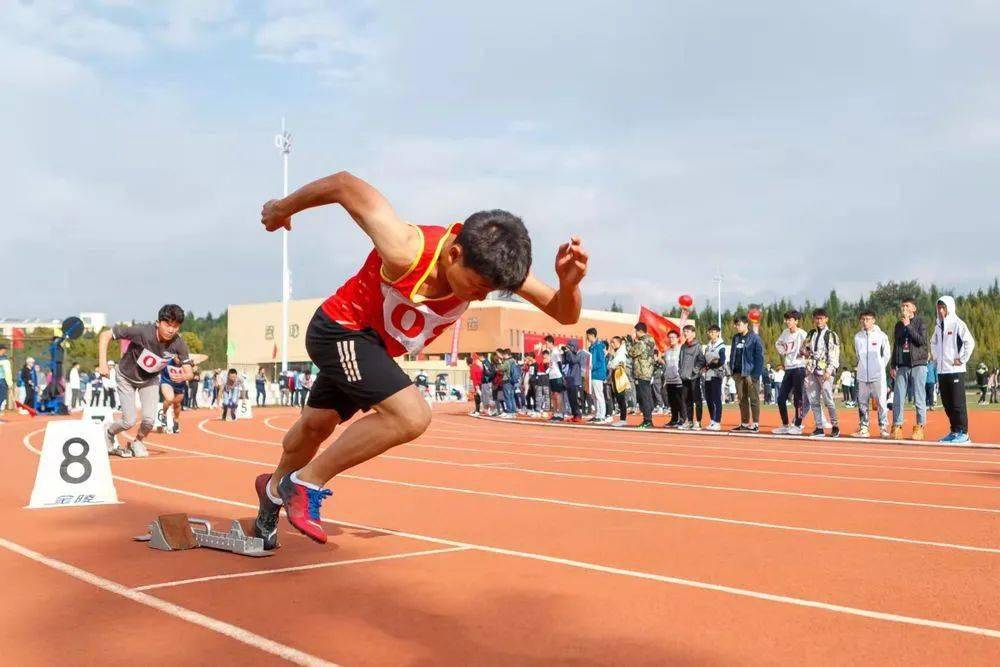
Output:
[{"xmin": 136, "ymin": 348, "xmax": 169, "ymax": 374}]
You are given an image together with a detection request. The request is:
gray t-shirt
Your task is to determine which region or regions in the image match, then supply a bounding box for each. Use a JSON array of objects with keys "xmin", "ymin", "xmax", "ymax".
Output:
[{"xmin": 112, "ymin": 324, "xmax": 192, "ymax": 387}]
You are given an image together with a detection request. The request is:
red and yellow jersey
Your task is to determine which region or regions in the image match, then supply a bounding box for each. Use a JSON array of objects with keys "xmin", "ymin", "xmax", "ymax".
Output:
[{"xmin": 320, "ymin": 223, "xmax": 469, "ymax": 357}]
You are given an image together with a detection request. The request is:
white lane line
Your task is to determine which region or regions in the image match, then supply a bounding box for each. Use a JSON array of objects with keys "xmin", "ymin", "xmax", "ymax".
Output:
[
  {"xmin": 136, "ymin": 437, "xmax": 1000, "ymax": 554},
  {"xmin": 196, "ymin": 420, "xmax": 1000, "ymax": 492},
  {"xmin": 435, "ymin": 422, "xmax": 1000, "ymax": 465},
  {"xmin": 20, "ymin": 428, "xmax": 998, "ymax": 641},
  {"xmin": 380, "ymin": 454, "xmax": 999, "ymax": 514},
  {"xmin": 0, "ymin": 535, "xmax": 338, "ymax": 667},
  {"xmin": 134, "ymin": 546, "xmax": 470, "ymax": 591},
  {"xmin": 469, "ymin": 414, "xmax": 1000, "ymax": 451},
  {"xmin": 240, "ymin": 419, "xmax": 1000, "ymax": 477}
]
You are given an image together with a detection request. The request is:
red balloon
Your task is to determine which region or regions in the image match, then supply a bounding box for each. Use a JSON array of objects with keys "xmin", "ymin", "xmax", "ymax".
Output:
[
  {"xmin": 678, "ymin": 294, "xmax": 694, "ymax": 308},
  {"xmin": 748, "ymin": 308, "xmax": 762, "ymax": 322}
]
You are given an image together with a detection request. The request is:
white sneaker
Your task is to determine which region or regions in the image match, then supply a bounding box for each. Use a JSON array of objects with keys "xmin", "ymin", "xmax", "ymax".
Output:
[
  {"xmin": 786, "ymin": 425, "xmax": 803, "ymax": 435},
  {"xmin": 129, "ymin": 441, "xmax": 149, "ymax": 458},
  {"xmin": 691, "ymin": 422, "xmax": 702, "ymax": 431},
  {"xmin": 468, "ymin": 411, "xmax": 480, "ymax": 416},
  {"xmin": 707, "ymin": 421, "xmax": 721, "ymax": 431},
  {"xmin": 104, "ymin": 427, "xmax": 117, "ymax": 453},
  {"xmin": 852, "ymin": 426, "xmax": 870, "ymax": 438},
  {"xmin": 612, "ymin": 420, "xmax": 628, "ymax": 427},
  {"xmin": 773, "ymin": 425, "xmax": 790, "ymax": 435},
  {"xmin": 677, "ymin": 422, "xmax": 692, "ymax": 430}
]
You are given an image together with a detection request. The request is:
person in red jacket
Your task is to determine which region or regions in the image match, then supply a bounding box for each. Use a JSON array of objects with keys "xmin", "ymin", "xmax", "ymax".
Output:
[{"xmin": 468, "ymin": 355, "xmax": 484, "ymax": 415}]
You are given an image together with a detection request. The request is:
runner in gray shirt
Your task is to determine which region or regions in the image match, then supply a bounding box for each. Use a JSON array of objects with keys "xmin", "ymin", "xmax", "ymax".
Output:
[{"xmin": 97, "ymin": 304, "xmax": 193, "ymax": 457}]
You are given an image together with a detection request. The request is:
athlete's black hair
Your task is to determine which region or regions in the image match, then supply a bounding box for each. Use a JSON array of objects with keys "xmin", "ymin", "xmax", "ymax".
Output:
[
  {"xmin": 635, "ymin": 322, "xmax": 648, "ymax": 333},
  {"xmin": 784, "ymin": 310, "xmax": 802, "ymax": 321},
  {"xmin": 812, "ymin": 308, "xmax": 829, "ymax": 318},
  {"xmin": 158, "ymin": 304, "xmax": 185, "ymax": 324},
  {"xmin": 544, "ymin": 335, "xmax": 555, "ymax": 344},
  {"xmin": 585, "ymin": 327, "xmax": 598, "ymax": 337},
  {"xmin": 732, "ymin": 315, "xmax": 749, "ymax": 325},
  {"xmin": 682, "ymin": 324, "xmax": 696, "ymax": 333},
  {"xmin": 859, "ymin": 309, "xmax": 877, "ymax": 319},
  {"xmin": 707, "ymin": 324, "xmax": 721, "ymax": 333},
  {"xmin": 228, "ymin": 368, "xmax": 237, "ymax": 375},
  {"xmin": 456, "ymin": 210, "xmax": 532, "ymax": 293}
]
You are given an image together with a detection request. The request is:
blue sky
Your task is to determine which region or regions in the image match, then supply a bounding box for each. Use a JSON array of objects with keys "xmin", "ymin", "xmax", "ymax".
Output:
[{"xmin": 3, "ymin": 0, "xmax": 999, "ymax": 322}]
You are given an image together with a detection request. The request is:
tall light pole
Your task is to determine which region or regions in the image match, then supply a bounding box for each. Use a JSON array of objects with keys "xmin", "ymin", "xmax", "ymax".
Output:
[
  {"xmin": 274, "ymin": 118, "xmax": 292, "ymax": 374},
  {"xmin": 713, "ymin": 272, "xmax": 724, "ymax": 330}
]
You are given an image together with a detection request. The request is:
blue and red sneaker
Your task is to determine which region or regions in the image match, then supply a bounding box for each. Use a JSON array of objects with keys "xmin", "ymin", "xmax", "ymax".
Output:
[
  {"xmin": 253, "ymin": 473, "xmax": 281, "ymax": 551},
  {"xmin": 278, "ymin": 474, "xmax": 332, "ymax": 544}
]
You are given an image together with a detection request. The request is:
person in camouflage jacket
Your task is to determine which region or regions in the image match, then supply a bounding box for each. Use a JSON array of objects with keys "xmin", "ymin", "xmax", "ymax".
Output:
[{"xmin": 628, "ymin": 323, "xmax": 658, "ymax": 427}]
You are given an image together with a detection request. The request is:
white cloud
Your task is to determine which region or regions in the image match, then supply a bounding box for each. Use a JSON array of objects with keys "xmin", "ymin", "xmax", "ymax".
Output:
[{"xmin": 2, "ymin": 0, "xmax": 146, "ymax": 57}]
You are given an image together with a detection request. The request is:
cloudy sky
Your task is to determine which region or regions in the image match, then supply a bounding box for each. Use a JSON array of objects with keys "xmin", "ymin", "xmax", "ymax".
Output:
[{"xmin": 4, "ymin": 0, "xmax": 1000, "ymax": 322}]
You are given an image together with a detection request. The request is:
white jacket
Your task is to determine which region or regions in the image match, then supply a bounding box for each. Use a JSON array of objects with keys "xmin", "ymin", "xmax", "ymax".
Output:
[
  {"xmin": 607, "ymin": 345, "xmax": 628, "ymax": 370},
  {"xmin": 931, "ymin": 295, "xmax": 975, "ymax": 374},
  {"xmin": 854, "ymin": 325, "xmax": 891, "ymax": 383}
]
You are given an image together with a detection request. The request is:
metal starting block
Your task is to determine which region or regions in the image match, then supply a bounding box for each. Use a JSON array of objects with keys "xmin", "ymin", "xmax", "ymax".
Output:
[{"xmin": 134, "ymin": 513, "xmax": 274, "ymax": 557}]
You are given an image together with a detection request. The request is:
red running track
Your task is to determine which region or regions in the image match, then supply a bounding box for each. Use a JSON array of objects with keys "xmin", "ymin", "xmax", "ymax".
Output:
[{"xmin": 1, "ymin": 404, "xmax": 998, "ymax": 665}]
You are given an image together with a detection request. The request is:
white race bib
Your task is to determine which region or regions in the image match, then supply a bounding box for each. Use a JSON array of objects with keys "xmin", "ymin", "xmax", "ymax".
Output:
[{"xmin": 136, "ymin": 348, "xmax": 169, "ymax": 374}]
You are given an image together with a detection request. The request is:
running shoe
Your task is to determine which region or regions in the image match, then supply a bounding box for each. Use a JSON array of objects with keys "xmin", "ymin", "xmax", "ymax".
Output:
[
  {"xmin": 635, "ymin": 422, "xmax": 654, "ymax": 430},
  {"xmin": 852, "ymin": 426, "xmax": 870, "ymax": 438},
  {"xmin": 691, "ymin": 422, "xmax": 702, "ymax": 431},
  {"xmin": 706, "ymin": 421, "xmax": 721, "ymax": 431},
  {"xmin": 952, "ymin": 432, "xmax": 971, "ymax": 444},
  {"xmin": 278, "ymin": 474, "xmax": 331, "ymax": 544},
  {"xmin": 253, "ymin": 473, "xmax": 281, "ymax": 550},
  {"xmin": 911, "ymin": 425, "xmax": 925, "ymax": 441},
  {"xmin": 787, "ymin": 425, "xmax": 803, "ymax": 435},
  {"xmin": 730, "ymin": 424, "xmax": 749, "ymax": 432},
  {"xmin": 747, "ymin": 424, "xmax": 760, "ymax": 433},
  {"xmin": 677, "ymin": 422, "xmax": 692, "ymax": 431},
  {"xmin": 773, "ymin": 425, "xmax": 790, "ymax": 435},
  {"xmin": 807, "ymin": 430, "xmax": 826, "ymax": 438},
  {"xmin": 938, "ymin": 432, "xmax": 956, "ymax": 444},
  {"xmin": 128, "ymin": 440, "xmax": 149, "ymax": 458},
  {"xmin": 830, "ymin": 426, "xmax": 840, "ymax": 438},
  {"xmin": 172, "ymin": 423, "xmax": 181, "ymax": 435}
]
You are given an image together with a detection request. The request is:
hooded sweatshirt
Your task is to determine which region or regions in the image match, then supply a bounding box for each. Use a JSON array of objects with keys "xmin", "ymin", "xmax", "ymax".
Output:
[
  {"xmin": 931, "ymin": 295, "xmax": 976, "ymax": 374},
  {"xmin": 775, "ymin": 328, "xmax": 807, "ymax": 370},
  {"xmin": 662, "ymin": 344, "xmax": 682, "ymax": 385},
  {"xmin": 565, "ymin": 340, "xmax": 584, "ymax": 386},
  {"xmin": 678, "ymin": 338, "xmax": 706, "ymax": 380},
  {"xmin": 854, "ymin": 324, "xmax": 891, "ymax": 383}
]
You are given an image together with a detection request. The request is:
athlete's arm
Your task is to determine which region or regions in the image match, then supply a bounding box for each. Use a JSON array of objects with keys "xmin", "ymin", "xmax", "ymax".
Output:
[
  {"xmin": 260, "ymin": 171, "xmax": 420, "ymax": 275},
  {"xmin": 97, "ymin": 329, "xmax": 113, "ymax": 377},
  {"xmin": 518, "ymin": 236, "xmax": 588, "ymax": 325}
]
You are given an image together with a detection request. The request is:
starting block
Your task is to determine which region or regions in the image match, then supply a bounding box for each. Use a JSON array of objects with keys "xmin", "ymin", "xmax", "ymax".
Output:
[{"xmin": 134, "ymin": 513, "xmax": 274, "ymax": 557}]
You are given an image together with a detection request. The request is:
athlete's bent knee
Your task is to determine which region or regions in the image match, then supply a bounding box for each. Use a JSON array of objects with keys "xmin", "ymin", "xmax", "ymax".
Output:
[
  {"xmin": 396, "ymin": 400, "xmax": 432, "ymax": 441},
  {"xmin": 139, "ymin": 418, "xmax": 156, "ymax": 432}
]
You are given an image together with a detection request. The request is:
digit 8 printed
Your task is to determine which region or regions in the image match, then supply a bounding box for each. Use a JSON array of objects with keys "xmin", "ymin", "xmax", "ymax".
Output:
[{"xmin": 60, "ymin": 437, "xmax": 93, "ymax": 484}]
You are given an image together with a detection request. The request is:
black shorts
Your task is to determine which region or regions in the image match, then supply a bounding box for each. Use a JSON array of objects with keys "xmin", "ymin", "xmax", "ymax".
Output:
[
  {"xmin": 305, "ymin": 308, "xmax": 413, "ymax": 420},
  {"xmin": 549, "ymin": 377, "xmax": 566, "ymax": 393}
]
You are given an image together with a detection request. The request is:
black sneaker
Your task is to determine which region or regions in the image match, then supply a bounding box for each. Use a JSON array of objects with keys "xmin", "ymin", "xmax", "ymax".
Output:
[
  {"xmin": 253, "ymin": 473, "xmax": 281, "ymax": 550},
  {"xmin": 731, "ymin": 425, "xmax": 749, "ymax": 432},
  {"xmin": 830, "ymin": 426, "xmax": 841, "ymax": 438},
  {"xmin": 747, "ymin": 424, "xmax": 760, "ymax": 433},
  {"xmin": 171, "ymin": 423, "xmax": 181, "ymax": 435}
]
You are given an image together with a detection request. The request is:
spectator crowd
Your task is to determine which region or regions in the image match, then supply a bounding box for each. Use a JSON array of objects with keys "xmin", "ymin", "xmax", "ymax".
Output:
[{"xmin": 465, "ymin": 295, "xmax": 980, "ymax": 445}]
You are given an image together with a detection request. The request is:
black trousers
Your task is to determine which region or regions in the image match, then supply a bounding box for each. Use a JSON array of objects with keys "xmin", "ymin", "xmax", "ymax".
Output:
[
  {"xmin": 777, "ymin": 367, "xmax": 806, "ymax": 426},
  {"xmin": 704, "ymin": 377, "xmax": 722, "ymax": 423},
  {"xmin": 666, "ymin": 383, "xmax": 683, "ymax": 424},
  {"xmin": 566, "ymin": 382, "xmax": 582, "ymax": 417},
  {"xmin": 938, "ymin": 373, "xmax": 968, "ymax": 433},
  {"xmin": 636, "ymin": 379, "xmax": 653, "ymax": 424},
  {"xmin": 925, "ymin": 383, "xmax": 935, "ymax": 407},
  {"xmin": 681, "ymin": 378, "xmax": 703, "ymax": 423},
  {"xmin": 611, "ymin": 383, "xmax": 627, "ymax": 420}
]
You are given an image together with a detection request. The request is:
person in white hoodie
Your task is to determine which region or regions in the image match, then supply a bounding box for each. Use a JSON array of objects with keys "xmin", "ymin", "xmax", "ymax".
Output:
[
  {"xmin": 607, "ymin": 335, "xmax": 630, "ymax": 426},
  {"xmin": 852, "ymin": 310, "xmax": 891, "ymax": 438},
  {"xmin": 773, "ymin": 310, "xmax": 808, "ymax": 435},
  {"xmin": 931, "ymin": 295, "xmax": 976, "ymax": 444}
]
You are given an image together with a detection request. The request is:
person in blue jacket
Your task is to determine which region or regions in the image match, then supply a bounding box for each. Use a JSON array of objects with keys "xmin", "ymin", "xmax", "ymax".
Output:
[
  {"xmin": 728, "ymin": 315, "xmax": 765, "ymax": 432},
  {"xmin": 586, "ymin": 328, "xmax": 608, "ymax": 422}
]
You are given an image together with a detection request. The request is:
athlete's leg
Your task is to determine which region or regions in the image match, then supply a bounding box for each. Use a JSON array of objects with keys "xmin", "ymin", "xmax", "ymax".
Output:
[
  {"xmin": 134, "ymin": 383, "xmax": 160, "ymax": 442},
  {"xmin": 160, "ymin": 384, "xmax": 175, "ymax": 426},
  {"xmin": 266, "ymin": 405, "xmax": 341, "ymax": 498},
  {"xmin": 296, "ymin": 384, "xmax": 431, "ymax": 486}
]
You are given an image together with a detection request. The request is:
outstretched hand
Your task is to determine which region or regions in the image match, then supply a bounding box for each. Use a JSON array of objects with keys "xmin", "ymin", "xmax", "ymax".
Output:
[
  {"xmin": 261, "ymin": 199, "xmax": 292, "ymax": 232},
  {"xmin": 555, "ymin": 236, "xmax": 589, "ymax": 288}
]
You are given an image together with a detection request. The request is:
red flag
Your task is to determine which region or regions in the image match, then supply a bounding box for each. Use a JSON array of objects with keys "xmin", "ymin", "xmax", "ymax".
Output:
[
  {"xmin": 12, "ymin": 328, "xmax": 24, "ymax": 350},
  {"xmin": 639, "ymin": 306, "xmax": 680, "ymax": 352}
]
